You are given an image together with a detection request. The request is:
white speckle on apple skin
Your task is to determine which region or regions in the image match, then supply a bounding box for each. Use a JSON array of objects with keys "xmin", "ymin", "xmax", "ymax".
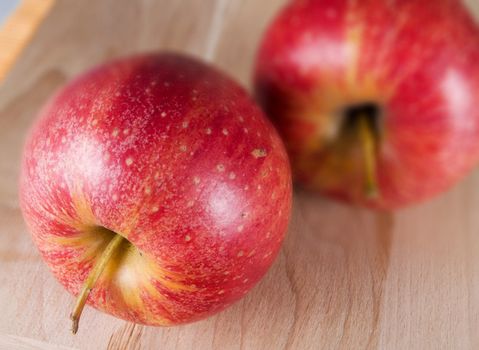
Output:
[
  {"xmin": 251, "ymin": 149, "xmax": 267, "ymax": 158},
  {"xmin": 19, "ymin": 53, "xmax": 292, "ymax": 327}
]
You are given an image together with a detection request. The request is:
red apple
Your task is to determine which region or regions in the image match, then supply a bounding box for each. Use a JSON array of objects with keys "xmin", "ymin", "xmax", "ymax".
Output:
[
  {"xmin": 19, "ymin": 53, "xmax": 292, "ymax": 333},
  {"xmin": 255, "ymin": 0, "xmax": 479, "ymax": 209}
]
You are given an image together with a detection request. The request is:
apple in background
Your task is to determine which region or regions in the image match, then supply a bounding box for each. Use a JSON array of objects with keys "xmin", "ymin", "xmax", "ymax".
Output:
[
  {"xmin": 19, "ymin": 53, "xmax": 292, "ymax": 333},
  {"xmin": 255, "ymin": 0, "xmax": 479, "ymax": 209}
]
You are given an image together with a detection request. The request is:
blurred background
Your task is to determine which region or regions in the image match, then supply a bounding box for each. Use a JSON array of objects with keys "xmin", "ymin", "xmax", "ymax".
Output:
[
  {"xmin": 0, "ymin": 1, "xmax": 19, "ymax": 24},
  {"xmin": 1, "ymin": 1, "xmax": 479, "ymax": 350}
]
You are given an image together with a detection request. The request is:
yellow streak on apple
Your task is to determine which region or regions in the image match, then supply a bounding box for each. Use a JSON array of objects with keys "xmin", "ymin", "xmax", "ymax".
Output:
[
  {"xmin": 345, "ymin": 14, "xmax": 362, "ymax": 89},
  {"xmin": 44, "ymin": 187, "xmax": 198, "ymax": 331}
]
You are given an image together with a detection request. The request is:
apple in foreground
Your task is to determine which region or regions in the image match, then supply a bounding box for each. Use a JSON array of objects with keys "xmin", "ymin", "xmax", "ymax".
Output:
[
  {"xmin": 19, "ymin": 53, "xmax": 292, "ymax": 333},
  {"xmin": 255, "ymin": 0, "xmax": 479, "ymax": 209}
]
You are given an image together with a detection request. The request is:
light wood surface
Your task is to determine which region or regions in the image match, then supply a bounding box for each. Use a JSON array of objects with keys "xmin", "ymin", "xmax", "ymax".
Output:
[
  {"xmin": 1, "ymin": 0, "xmax": 479, "ymax": 349},
  {"xmin": 0, "ymin": 0, "xmax": 55, "ymax": 83}
]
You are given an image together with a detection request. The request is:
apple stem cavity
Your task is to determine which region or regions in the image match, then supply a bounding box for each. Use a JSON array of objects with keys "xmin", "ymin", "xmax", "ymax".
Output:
[
  {"xmin": 70, "ymin": 233, "xmax": 125, "ymax": 334},
  {"xmin": 358, "ymin": 114, "xmax": 379, "ymax": 198}
]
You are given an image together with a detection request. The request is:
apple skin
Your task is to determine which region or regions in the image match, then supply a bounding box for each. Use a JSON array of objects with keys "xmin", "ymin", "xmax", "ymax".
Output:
[
  {"xmin": 19, "ymin": 53, "xmax": 292, "ymax": 326},
  {"xmin": 255, "ymin": 0, "xmax": 479, "ymax": 209}
]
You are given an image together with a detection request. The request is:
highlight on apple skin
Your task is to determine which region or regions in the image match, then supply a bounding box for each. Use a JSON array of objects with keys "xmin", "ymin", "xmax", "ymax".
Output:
[
  {"xmin": 19, "ymin": 53, "xmax": 292, "ymax": 332},
  {"xmin": 254, "ymin": 0, "xmax": 479, "ymax": 209}
]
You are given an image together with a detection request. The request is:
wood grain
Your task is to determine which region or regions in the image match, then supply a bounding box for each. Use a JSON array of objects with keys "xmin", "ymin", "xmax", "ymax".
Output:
[
  {"xmin": 1, "ymin": 0, "xmax": 479, "ymax": 349},
  {"xmin": 0, "ymin": 334, "xmax": 73, "ymax": 350},
  {"xmin": 0, "ymin": 0, "xmax": 55, "ymax": 83}
]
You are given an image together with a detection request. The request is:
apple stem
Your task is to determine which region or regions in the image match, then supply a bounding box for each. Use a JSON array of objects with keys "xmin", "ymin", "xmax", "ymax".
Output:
[
  {"xmin": 70, "ymin": 233, "xmax": 124, "ymax": 335},
  {"xmin": 358, "ymin": 115, "xmax": 379, "ymax": 198}
]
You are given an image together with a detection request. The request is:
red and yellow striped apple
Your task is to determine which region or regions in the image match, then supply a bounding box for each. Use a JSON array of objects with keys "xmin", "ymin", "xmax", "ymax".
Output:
[
  {"xmin": 255, "ymin": 0, "xmax": 479, "ymax": 209},
  {"xmin": 20, "ymin": 53, "xmax": 292, "ymax": 333}
]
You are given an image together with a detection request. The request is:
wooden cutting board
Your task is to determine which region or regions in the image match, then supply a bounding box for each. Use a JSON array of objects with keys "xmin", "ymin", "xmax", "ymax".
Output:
[{"xmin": 1, "ymin": 1, "xmax": 479, "ymax": 349}]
